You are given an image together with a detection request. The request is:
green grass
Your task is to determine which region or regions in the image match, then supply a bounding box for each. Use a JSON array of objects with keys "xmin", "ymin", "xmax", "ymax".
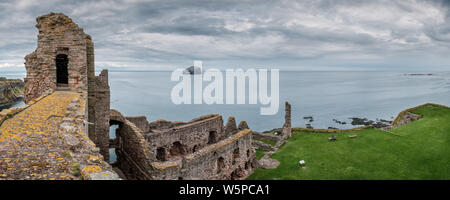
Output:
[
  {"xmin": 248, "ymin": 104, "xmax": 450, "ymax": 180},
  {"xmin": 256, "ymin": 149, "xmax": 268, "ymax": 160},
  {"xmin": 71, "ymin": 162, "xmax": 81, "ymax": 177},
  {"xmin": 254, "ymin": 138, "xmax": 277, "ymax": 146}
]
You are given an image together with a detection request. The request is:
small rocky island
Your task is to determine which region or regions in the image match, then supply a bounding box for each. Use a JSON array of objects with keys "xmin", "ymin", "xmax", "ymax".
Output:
[
  {"xmin": 183, "ymin": 66, "xmax": 202, "ymax": 74},
  {"xmin": 0, "ymin": 77, "xmax": 24, "ymax": 108}
]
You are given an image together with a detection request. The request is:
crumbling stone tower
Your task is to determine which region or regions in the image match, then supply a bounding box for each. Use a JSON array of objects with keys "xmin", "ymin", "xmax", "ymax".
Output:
[
  {"xmin": 24, "ymin": 13, "xmax": 111, "ymax": 161},
  {"xmin": 24, "ymin": 13, "xmax": 93, "ymax": 102},
  {"xmin": 281, "ymin": 101, "xmax": 292, "ymax": 139}
]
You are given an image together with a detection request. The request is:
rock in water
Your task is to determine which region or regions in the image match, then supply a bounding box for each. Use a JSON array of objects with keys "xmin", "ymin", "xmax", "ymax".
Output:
[
  {"xmin": 303, "ymin": 116, "xmax": 313, "ymax": 122},
  {"xmin": 184, "ymin": 66, "xmax": 202, "ymax": 75}
]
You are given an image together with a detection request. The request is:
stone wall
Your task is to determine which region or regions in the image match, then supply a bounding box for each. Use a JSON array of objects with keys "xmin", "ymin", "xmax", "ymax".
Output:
[
  {"xmin": 126, "ymin": 116, "xmax": 149, "ymax": 132},
  {"xmin": 224, "ymin": 116, "xmax": 238, "ymax": 137},
  {"xmin": 111, "ymin": 110, "xmax": 257, "ymax": 180},
  {"xmin": 150, "ymin": 129, "xmax": 256, "ymax": 180},
  {"xmin": 252, "ymin": 102, "xmax": 291, "ymax": 170},
  {"xmin": 252, "ymin": 140, "xmax": 276, "ymax": 151},
  {"xmin": 24, "ymin": 13, "xmax": 92, "ymax": 103},
  {"xmin": 60, "ymin": 92, "xmax": 119, "ymax": 180},
  {"xmin": 111, "ymin": 110, "xmax": 155, "ymax": 179},
  {"xmin": 88, "ymin": 70, "xmax": 111, "ymax": 161},
  {"xmin": 145, "ymin": 114, "xmax": 225, "ymax": 161},
  {"xmin": 253, "ymin": 131, "xmax": 281, "ymax": 142}
]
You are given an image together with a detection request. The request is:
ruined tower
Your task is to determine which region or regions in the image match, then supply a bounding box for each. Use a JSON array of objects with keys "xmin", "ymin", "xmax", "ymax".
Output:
[
  {"xmin": 281, "ymin": 101, "xmax": 292, "ymax": 139},
  {"xmin": 24, "ymin": 13, "xmax": 92, "ymax": 101},
  {"xmin": 24, "ymin": 13, "xmax": 111, "ymax": 161}
]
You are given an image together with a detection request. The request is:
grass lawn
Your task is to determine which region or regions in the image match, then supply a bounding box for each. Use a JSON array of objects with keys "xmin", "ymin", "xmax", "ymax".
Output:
[
  {"xmin": 256, "ymin": 149, "xmax": 268, "ymax": 160},
  {"xmin": 248, "ymin": 104, "xmax": 450, "ymax": 180}
]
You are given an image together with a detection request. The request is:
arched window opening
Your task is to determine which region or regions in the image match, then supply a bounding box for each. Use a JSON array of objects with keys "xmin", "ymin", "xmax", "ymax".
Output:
[
  {"xmin": 109, "ymin": 120, "xmax": 123, "ymax": 138},
  {"xmin": 108, "ymin": 120, "xmax": 122, "ymax": 165}
]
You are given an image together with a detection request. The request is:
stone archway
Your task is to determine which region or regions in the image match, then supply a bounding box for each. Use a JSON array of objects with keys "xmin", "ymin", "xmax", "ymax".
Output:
[
  {"xmin": 109, "ymin": 120, "xmax": 123, "ymax": 165},
  {"xmin": 56, "ymin": 54, "xmax": 68, "ymax": 86}
]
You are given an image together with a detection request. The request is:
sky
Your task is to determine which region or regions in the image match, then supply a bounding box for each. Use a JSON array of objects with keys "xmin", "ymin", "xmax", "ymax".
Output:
[{"xmin": 1, "ymin": 0, "xmax": 450, "ymax": 71}]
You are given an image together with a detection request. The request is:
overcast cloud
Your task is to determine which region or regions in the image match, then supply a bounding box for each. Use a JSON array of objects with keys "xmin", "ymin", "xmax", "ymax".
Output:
[{"xmin": 1, "ymin": 0, "xmax": 450, "ymax": 71}]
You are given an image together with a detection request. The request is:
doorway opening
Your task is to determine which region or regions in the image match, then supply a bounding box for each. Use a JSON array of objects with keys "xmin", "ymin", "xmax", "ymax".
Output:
[{"xmin": 56, "ymin": 54, "xmax": 68, "ymax": 87}]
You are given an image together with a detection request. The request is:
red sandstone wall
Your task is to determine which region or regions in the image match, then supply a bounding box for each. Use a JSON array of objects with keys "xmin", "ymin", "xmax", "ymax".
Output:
[
  {"xmin": 24, "ymin": 13, "xmax": 90, "ymax": 103},
  {"xmin": 145, "ymin": 115, "xmax": 225, "ymax": 160}
]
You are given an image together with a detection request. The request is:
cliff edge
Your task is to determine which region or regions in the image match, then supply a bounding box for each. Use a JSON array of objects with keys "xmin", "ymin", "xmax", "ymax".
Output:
[{"xmin": 0, "ymin": 78, "xmax": 24, "ymax": 107}]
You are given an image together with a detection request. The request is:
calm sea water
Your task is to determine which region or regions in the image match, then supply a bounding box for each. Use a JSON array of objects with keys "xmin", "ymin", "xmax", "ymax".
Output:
[{"xmin": 2, "ymin": 71, "xmax": 450, "ymax": 132}]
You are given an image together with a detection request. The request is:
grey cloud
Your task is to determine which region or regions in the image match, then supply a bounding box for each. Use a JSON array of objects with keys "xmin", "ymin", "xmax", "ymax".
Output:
[{"xmin": 0, "ymin": 0, "xmax": 450, "ymax": 70}]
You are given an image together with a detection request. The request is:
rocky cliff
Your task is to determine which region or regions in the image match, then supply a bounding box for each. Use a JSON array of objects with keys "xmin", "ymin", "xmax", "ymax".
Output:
[{"xmin": 0, "ymin": 78, "xmax": 24, "ymax": 107}]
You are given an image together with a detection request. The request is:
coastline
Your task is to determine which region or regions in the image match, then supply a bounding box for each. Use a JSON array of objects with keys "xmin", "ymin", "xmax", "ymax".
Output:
[
  {"xmin": 0, "ymin": 97, "xmax": 24, "ymax": 109},
  {"xmin": 0, "ymin": 78, "xmax": 24, "ymax": 110}
]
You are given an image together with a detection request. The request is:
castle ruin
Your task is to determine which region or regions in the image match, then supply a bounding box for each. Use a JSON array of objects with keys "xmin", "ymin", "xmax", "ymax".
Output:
[
  {"xmin": 23, "ymin": 13, "xmax": 261, "ymax": 180},
  {"xmin": 24, "ymin": 13, "xmax": 111, "ymax": 161},
  {"xmin": 110, "ymin": 112, "xmax": 257, "ymax": 180}
]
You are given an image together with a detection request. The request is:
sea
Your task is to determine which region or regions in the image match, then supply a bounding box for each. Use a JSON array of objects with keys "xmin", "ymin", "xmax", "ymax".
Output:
[{"xmin": 2, "ymin": 70, "xmax": 450, "ymax": 132}]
